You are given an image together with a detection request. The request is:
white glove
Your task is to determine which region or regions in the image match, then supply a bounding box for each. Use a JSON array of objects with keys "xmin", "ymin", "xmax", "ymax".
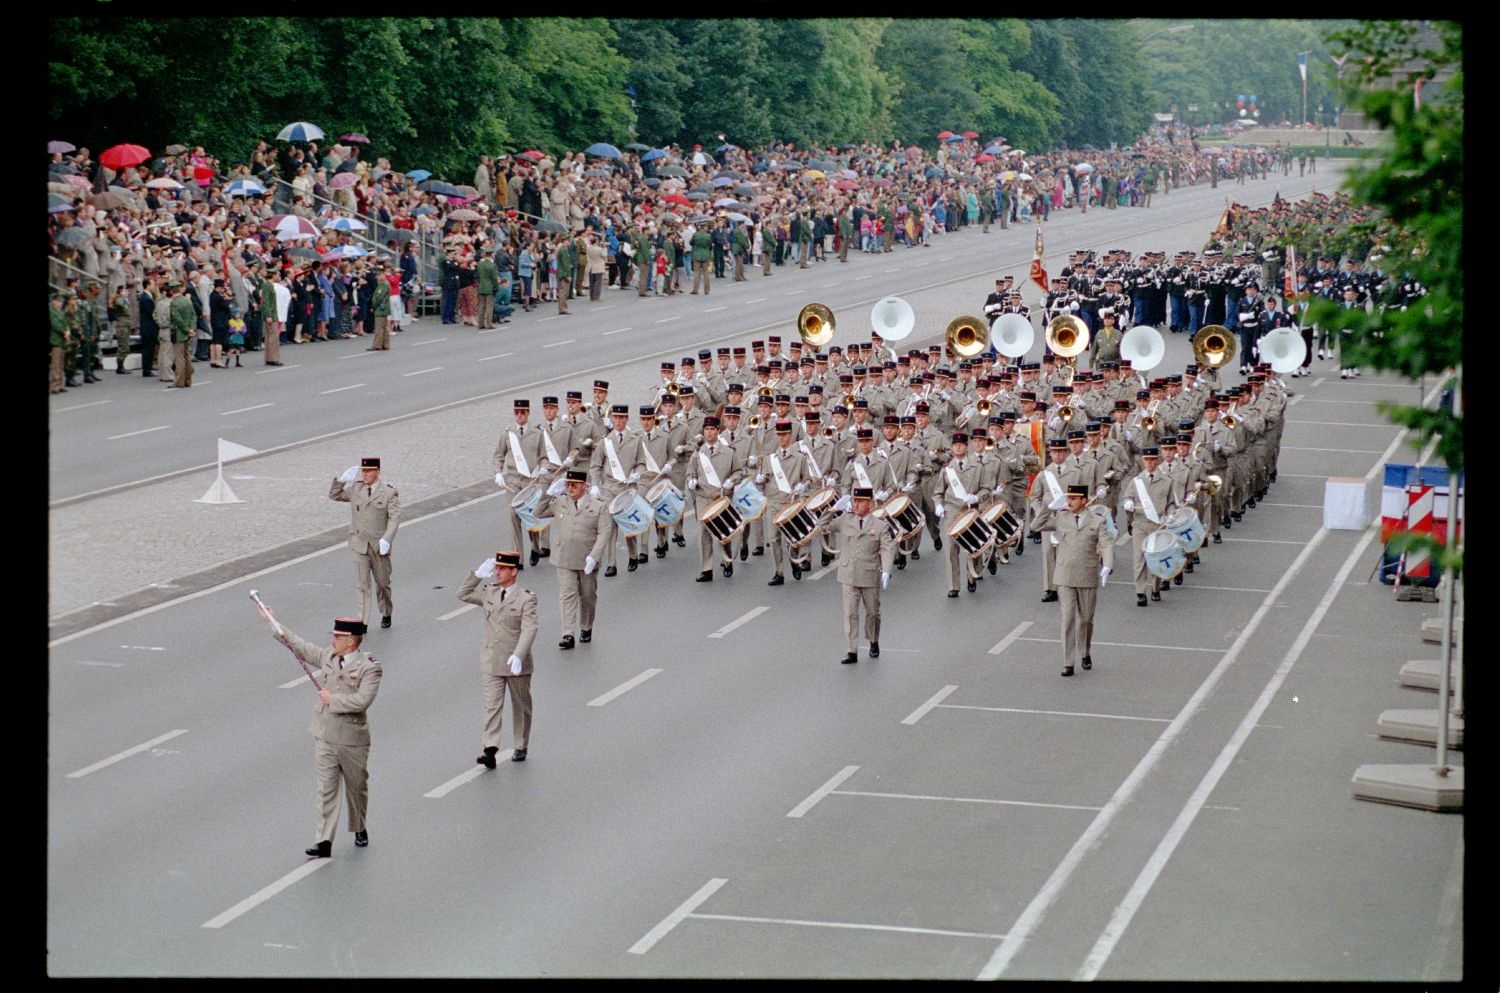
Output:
[
  {"xmin": 628, "ymin": 470, "xmax": 641, "ymax": 484},
  {"xmin": 584, "ymin": 555, "xmax": 597, "ymax": 575},
  {"xmin": 747, "ymin": 455, "xmax": 758, "ymax": 467},
  {"xmin": 833, "ymin": 494, "xmax": 852, "ymax": 513},
  {"xmin": 687, "ymin": 478, "xmax": 697, "ymax": 490},
  {"xmin": 1186, "ymin": 492, "xmax": 1197, "ymax": 505},
  {"xmin": 507, "ymin": 654, "xmax": 523, "ymax": 675},
  {"xmin": 340, "ymin": 466, "xmax": 360, "ymax": 483},
  {"xmin": 880, "ymin": 572, "xmax": 889, "ymax": 590},
  {"xmin": 529, "ymin": 465, "xmax": 545, "ymax": 479},
  {"xmin": 934, "ymin": 502, "xmax": 945, "ymax": 519},
  {"xmin": 562, "ymin": 454, "xmax": 576, "ymax": 467},
  {"xmin": 675, "ymin": 445, "xmax": 689, "ymax": 455},
  {"xmin": 1096, "ymin": 486, "xmax": 1108, "ymax": 498},
  {"xmin": 755, "ymin": 473, "xmax": 766, "ymax": 485},
  {"xmin": 589, "ymin": 485, "xmax": 600, "ymax": 498},
  {"xmin": 1212, "ymin": 441, "xmax": 1221, "ymax": 452},
  {"xmin": 546, "ymin": 476, "xmax": 566, "ymax": 496},
  {"xmin": 1048, "ymin": 416, "xmax": 1062, "ymax": 429},
  {"xmin": 901, "ymin": 483, "xmax": 914, "ymax": 493},
  {"xmin": 495, "ymin": 472, "xmax": 506, "ymax": 488},
  {"xmin": 1099, "ymin": 566, "xmax": 1111, "ymax": 585},
  {"xmin": 475, "ymin": 559, "xmax": 496, "ymax": 579},
  {"xmin": 1122, "ymin": 498, "xmax": 1135, "ymax": 513},
  {"xmin": 793, "ymin": 481, "xmax": 808, "ymax": 494},
  {"xmin": 964, "ymin": 494, "xmax": 978, "ymax": 507},
  {"xmin": 378, "ymin": 538, "xmax": 390, "ymax": 556},
  {"xmin": 875, "ymin": 489, "xmax": 890, "ymax": 502},
  {"xmin": 661, "ymin": 460, "xmax": 675, "ymax": 473}
]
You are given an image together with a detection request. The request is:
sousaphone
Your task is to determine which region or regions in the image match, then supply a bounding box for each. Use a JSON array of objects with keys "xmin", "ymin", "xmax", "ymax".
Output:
[
  {"xmin": 1119, "ymin": 325, "xmax": 1166, "ymax": 371},
  {"xmin": 990, "ymin": 313, "xmax": 1035, "ymax": 359},
  {"xmin": 870, "ymin": 296, "xmax": 915, "ymax": 341},
  {"xmin": 798, "ymin": 302, "xmax": 836, "ymax": 349},
  {"xmin": 1192, "ymin": 324, "xmax": 1236, "ymax": 369},
  {"xmin": 1045, "ymin": 314, "xmax": 1090, "ymax": 364}
]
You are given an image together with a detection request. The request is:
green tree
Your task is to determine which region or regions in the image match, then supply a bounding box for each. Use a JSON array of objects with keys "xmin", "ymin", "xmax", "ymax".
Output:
[
  {"xmin": 611, "ymin": 19, "xmax": 690, "ymax": 146},
  {"xmin": 674, "ymin": 19, "xmax": 773, "ymax": 147},
  {"xmin": 879, "ymin": 20, "xmax": 983, "ymax": 144}
]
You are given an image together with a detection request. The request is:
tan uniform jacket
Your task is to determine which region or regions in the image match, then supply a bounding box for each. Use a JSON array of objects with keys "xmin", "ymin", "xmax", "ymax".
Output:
[
  {"xmin": 277, "ymin": 629, "xmax": 381, "ymax": 746},
  {"xmin": 456, "ymin": 574, "xmax": 539, "ymax": 675},
  {"xmin": 1034, "ymin": 507, "xmax": 1115, "ymax": 586},
  {"xmin": 825, "ymin": 511, "xmax": 896, "ymax": 586},
  {"xmin": 538, "ymin": 491, "xmax": 610, "ymax": 569},
  {"xmin": 329, "ymin": 478, "xmax": 400, "ymax": 554},
  {"xmin": 493, "ymin": 423, "xmax": 547, "ymax": 491}
]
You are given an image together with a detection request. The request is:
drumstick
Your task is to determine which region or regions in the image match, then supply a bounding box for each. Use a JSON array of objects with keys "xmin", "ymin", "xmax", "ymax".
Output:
[{"xmin": 249, "ymin": 590, "xmax": 322, "ymax": 691}]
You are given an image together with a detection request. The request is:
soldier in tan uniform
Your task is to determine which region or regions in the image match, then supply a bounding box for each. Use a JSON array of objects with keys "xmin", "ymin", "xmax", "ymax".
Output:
[
  {"xmin": 493, "ymin": 399, "xmax": 549, "ymax": 563},
  {"xmin": 1028, "ymin": 438, "xmax": 1094, "ymax": 603},
  {"xmin": 818, "ymin": 486, "xmax": 895, "ymax": 664},
  {"xmin": 329, "ymin": 457, "xmax": 400, "ymax": 628},
  {"xmin": 687, "ymin": 415, "xmax": 745, "ymax": 581},
  {"xmin": 537, "ymin": 468, "xmax": 610, "ymax": 649},
  {"xmin": 933, "ymin": 432, "xmax": 991, "ymax": 596},
  {"xmin": 1124, "ymin": 446, "xmax": 1182, "ymax": 606},
  {"xmin": 761, "ymin": 419, "xmax": 813, "ymax": 585},
  {"xmin": 635, "ymin": 406, "xmax": 677, "ymax": 559},
  {"xmin": 1035, "ymin": 484, "xmax": 1115, "ymax": 677},
  {"xmin": 458, "ymin": 549, "xmax": 539, "ymax": 765},
  {"xmin": 255, "ymin": 610, "xmax": 381, "ymax": 858},
  {"xmin": 592, "ymin": 404, "xmax": 648, "ymax": 575}
]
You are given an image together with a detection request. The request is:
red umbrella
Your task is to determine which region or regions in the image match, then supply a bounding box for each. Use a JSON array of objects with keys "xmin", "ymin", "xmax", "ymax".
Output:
[
  {"xmin": 962, "ymin": 130, "xmax": 979, "ymax": 139},
  {"xmin": 663, "ymin": 193, "xmax": 691, "ymax": 206},
  {"xmin": 340, "ymin": 133, "xmax": 371, "ymax": 144},
  {"xmin": 835, "ymin": 180, "xmax": 857, "ymax": 191},
  {"xmin": 99, "ymin": 144, "xmax": 151, "ymax": 170},
  {"xmin": 517, "ymin": 150, "xmax": 544, "ymax": 161},
  {"xmin": 974, "ymin": 154, "xmax": 995, "ymax": 163},
  {"xmin": 936, "ymin": 131, "xmax": 954, "ymax": 139},
  {"xmin": 193, "ymin": 164, "xmax": 215, "ymax": 186}
]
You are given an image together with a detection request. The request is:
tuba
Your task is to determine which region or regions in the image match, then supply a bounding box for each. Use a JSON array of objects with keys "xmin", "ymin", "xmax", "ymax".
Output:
[
  {"xmin": 991, "ymin": 313, "xmax": 1035, "ymax": 359},
  {"xmin": 798, "ymin": 302, "xmax": 836, "ymax": 349},
  {"xmin": 870, "ymin": 296, "xmax": 915, "ymax": 341},
  {"xmin": 1045, "ymin": 314, "xmax": 1090, "ymax": 364},
  {"xmin": 1119, "ymin": 325, "xmax": 1166, "ymax": 371},
  {"xmin": 945, "ymin": 315, "xmax": 989, "ymax": 358},
  {"xmin": 1192, "ymin": 324, "xmax": 1236, "ymax": 369}
]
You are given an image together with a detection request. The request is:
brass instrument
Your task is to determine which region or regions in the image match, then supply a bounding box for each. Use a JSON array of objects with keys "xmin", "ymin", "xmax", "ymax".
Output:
[
  {"xmin": 1058, "ymin": 403, "xmax": 1076, "ymax": 422},
  {"xmin": 756, "ymin": 385, "xmax": 775, "ymax": 400},
  {"xmin": 841, "ymin": 392, "xmax": 857, "ymax": 409},
  {"xmin": 1221, "ymin": 413, "xmax": 1240, "ymax": 430},
  {"xmin": 798, "ymin": 302, "xmax": 836, "ymax": 349},
  {"xmin": 746, "ymin": 414, "xmax": 762, "ymax": 429},
  {"xmin": 976, "ymin": 398, "xmax": 993, "ymax": 417},
  {"xmin": 1195, "ymin": 473, "xmax": 1224, "ymax": 497},
  {"xmin": 1141, "ymin": 415, "xmax": 1158, "ymax": 434},
  {"xmin": 1045, "ymin": 314, "xmax": 1090, "ymax": 365},
  {"xmin": 945, "ymin": 315, "xmax": 989, "ymax": 359},
  {"xmin": 1192, "ymin": 324, "xmax": 1236, "ymax": 369}
]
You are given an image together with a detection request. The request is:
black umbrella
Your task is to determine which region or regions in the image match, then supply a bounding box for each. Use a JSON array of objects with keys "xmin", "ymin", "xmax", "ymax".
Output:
[
  {"xmin": 733, "ymin": 183, "xmax": 755, "ymax": 198},
  {"xmin": 714, "ymin": 170, "xmax": 745, "ymax": 180},
  {"xmin": 643, "ymin": 177, "xmax": 662, "ymax": 188},
  {"xmin": 690, "ymin": 214, "xmax": 713, "ymax": 224},
  {"xmin": 290, "ymin": 247, "xmax": 321, "ymax": 260},
  {"xmin": 658, "ymin": 165, "xmax": 689, "ymax": 178},
  {"xmin": 536, "ymin": 219, "xmax": 567, "ymax": 234},
  {"xmin": 690, "ymin": 183, "xmax": 715, "ymax": 194},
  {"xmin": 418, "ymin": 180, "xmax": 462, "ymax": 197},
  {"xmin": 686, "ymin": 192, "xmax": 710, "ymax": 201},
  {"xmin": 56, "ymin": 227, "xmax": 91, "ymax": 248},
  {"xmin": 776, "ymin": 161, "xmax": 803, "ymax": 171}
]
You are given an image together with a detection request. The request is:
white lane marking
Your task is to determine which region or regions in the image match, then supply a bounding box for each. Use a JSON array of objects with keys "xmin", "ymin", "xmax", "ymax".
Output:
[
  {"xmin": 1274, "ymin": 474, "xmax": 1327, "ymax": 478},
  {"xmin": 655, "ymin": 316, "xmax": 682, "ymax": 324},
  {"xmin": 988, "ymin": 620, "xmax": 1033, "ymax": 656},
  {"xmin": 687, "ymin": 912, "xmax": 1008, "ymax": 941},
  {"xmin": 1281, "ymin": 447, "xmax": 1384, "ymax": 454},
  {"xmin": 588, "ymin": 668, "xmax": 664, "ymax": 707},
  {"xmin": 809, "ymin": 562, "xmax": 837, "ymax": 581},
  {"xmin": 536, "ymin": 316, "xmax": 561, "ymax": 322},
  {"xmin": 543, "ymin": 340, "xmax": 575, "ymax": 349},
  {"xmin": 409, "ymin": 337, "xmax": 448, "ymax": 346},
  {"xmin": 602, "ymin": 328, "xmax": 632, "ymax": 336},
  {"xmin": 1016, "ymin": 638, "xmax": 1224, "ymax": 653},
  {"xmin": 336, "ymin": 351, "xmax": 377, "ymax": 360},
  {"xmin": 221, "ymin": 403, "xmax": 273, "ymax": 416},
  {"xmin": 744, "ymin": 298, "xmax": 766, "ymax": 304},
  {"xmin": 595, "ymin": 305, "xmax": 616, "ymax": 312},
  {"xmin": 1285, "ymin": 420, "xmax": 1390, "ymax": 427},
  {"xmin": 254, "ymin": 364, "xmax": 300, "ymax": 374},
  {"xmin": 707, "ymin": 605, "xmax": 769, "ymax": 639},
  {"xmin": 77, "ymin": 660, "xmax": 124, "ymax": 668},
  {"xmin": 200, "ymin": 860, "xmax": 332, "ymax": 929},
  {"xmin": 704, "ymin": 306, "xmax": 727, "ymax": 313},
  {"xmin": 938, "ymin": 705, "xmax": 1171, "ymax": 724},
  {"xmin": 902, "ymin": 685, "xmax": 958, "ymax": 725},
  {"xmin": 401, "ymin": 367, "xmax": 443, "ymax": 377},
  {"xmin": 821, "ymin": 281, "xmax": 838, "ymax": 288},
  {"xmin": 1311, "ymin": 376, "xmax": 1326, "ymax": 386},
  {"xmin": 106, "ymin": 425, "xmax": 170, "ymax": 441},
  {"xmin": 630, "ymin": 878, "xmax": 729, "ymax": 955},
  {"xmin": 853, "ymin": 274, "xmax": 873, "ymax": 281},
  {"xmin": 781, "ymin": 290, "xmax": 800, "ymax": 297},
  {"xmin": 788, "ymin": 765, "xmax": 860, "ymax": 818},
  {"xmin": 438, "ymin": 603, "xmax": 477, "ymax": 622},
  {"xmin": 833, "ymin": 790, "xmax": 1103, "ymax": 813},
  {"xmin": 119, "ymin": 645, "xmax": 166, "ymax": 651},
  {"xmin": 424, "ymin": 766, "xmax": 488, "ymax": 799},
  {"xmin": 478, "ymin": 352, "xmax": 514, "ymax": 362},
  {"xmin": 882, "ymin": 268, "xmax": 898, "ymax": 273},
  {"xmin": 1258, "ymin": 503, "xmax": 1322, "ymax": 509},
  {"xmin": 55, "ymin": 399, "xmax": 112, "ymax": 412},
  {"xmin": 279, "ymin": 674, "xmax": 310, "ymax": 690},
  {"xmin": 66, "ymin": 729, "xmax": 188, "ymax": 779},
  {"xmin": 1220, "ymin": 538, "xmax": 1304, "ymax": 545},
  {"xmin": 1077, "ymin": 524, "xmax": 1380, "ymax": 980},
  {"xmin": 319, "ymin": 383, "xmax": 366, "ymax": 395}
]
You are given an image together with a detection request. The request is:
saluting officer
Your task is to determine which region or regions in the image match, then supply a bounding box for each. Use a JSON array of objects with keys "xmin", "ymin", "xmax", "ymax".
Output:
[
  {"xmin": 537, "ymin": 468, "xmax": 610, "ymax": 650},
  {"xmin": 458, "ymin": 549, "xmax": 539, "ymax": 766},
  {"xmin": 329, "ymin": 457, "xmax": 400, "ymax": 628}
]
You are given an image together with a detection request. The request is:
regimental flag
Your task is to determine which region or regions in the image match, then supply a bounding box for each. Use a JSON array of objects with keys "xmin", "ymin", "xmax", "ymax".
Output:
[
  {"xmin": 1297, "ymin": 52, "xmax": 1308, "ymax": 83},
  {"xmin": 1029, "ymin": 223, "xmax": 1048, "ymax": 293},
  {"xmin": 1284, "ymin": 244, "xmax": 1298, "ymax": 301}
]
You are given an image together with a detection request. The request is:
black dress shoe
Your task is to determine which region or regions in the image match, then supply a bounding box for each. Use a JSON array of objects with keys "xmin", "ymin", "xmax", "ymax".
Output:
[
  {"xmin": 604, "ymin": 566, "xmax": 617, "ymax": 577},
  {"xmin": 895, "ymin": 553, "xmax": 906, "ymax": 570},
  {"xmin": 1231, "ymin": 511, "xmax": 1243, "ymax": 521},
  {"xmin": 768, "ymin": 574, "xmax": 785, "ymax": 586},
  {"xmin": 1060, "ymin": 666, "xmax": 1074, "ymax": 677},
  {"xmin": 933, "ymin": 535, "xmax": 943, "ymax": 551},
  {"xmin": 477, "ymin": 747, "xmax": 498, "ymax": 769},
  {"xmin": 1222, "ymin": 519, "xmax": 1232, "ymax": 530},
  {"xmin": 1151, "ymin": 590, "xmax": 1161, "ymax": 601},
  {"xmin": 751, "ymin": 546, "xmax": 764, "ymax": 557},
  {"xmin": 988, "ymin": 557, "xmax": 997, "ymax": 575},
  {"xmin": 869, "ymin": 642, "xmax": 880, "ymax": 658},
  {"xmin": 1174, "ymin": 575, "xmax": 1183, "ymax": 586},
  {"xmin": 530, "ymin": 549, "xmax": 540, "ymax": 566},
  {"xmin": 354, "ymin": 830, "xmax": 368, "ymax": 847},
  {"xmin": 656, "ymin": 545, "xmax": 667, "ymax": 559},
  {"xmin": 1247, "ymin": 498, "xmax": 1257, "ymax": 509},
  {"xmin": 636, "ymin": 552, "xmax": 648, "ymax": 564},
  {"xmin": 910, "ymin": 549, "xmax": 920, "ymax": 560},
  {"xmin": 696, "ymin": 571, "xmax": 713, "ymax": 582},
  {"xmin": 559, "ymin": 635, "xmax": 575, "ymax": 650},
  {"xmin": 1041, "ymin": 590, "xmax": 1059, "ymax": 603},
  {"xmin": 722, "ymin": 562, "xmax": 733, "ymax": 578},
  {"xmin": 511, "ymin": 748, "xmax": 527, "ymax": 762},
  {"xmin": 305, "ymin": 841, "xmax": 332, "ymax": 859},
  {"xmin": 739, "ymin": 544, "xmax": 749, "ymax": 562},
  {"xmin": 627, "ymin": 559, "xmax": 638, "ymax": 572},
  {"xmin": 539, "ymin": 548, "xmax": 550, "ymax": 558},
  {"xmin": 580, "ymin": 629, "xmax": 591, "ymax": 643},
  {"xmin": 1213, "ymin": 533, "xmax": 1222, "ymax": 544},
  {"xmin": 1138, "ymin": 594, "xmax": 1148, "ymax": 607},
  {"xmin": 1184, "ymin": 562, "xmax": 1195, "ymax": 574},
  {"xmin": 967, "ymin": 579, "xmax": 977, "ymax": 593},
  {"xmin": 673, "ymin": 535, "xmax": 686, "ymax": 547},
  {"xmin": 1081, "ymin": 655, "xmax": 1092, "ymax": 670},
  {"xmin": 791, "ymin": 561, "xmax": 802, "ymax": 580},
  {"xmin": 381, "ymin": 615, "xmax": 391, "ymax": 629},
  {"xmin": 822, "ymin": 552, "xmax": 833, "ymax": 567},
  {"xmin": 841, "ymin": 653, "xmax": 858, "ymax": 665},
  {"xmin": 1014, "ymin": 540, "xmax": 1023, "ymax": 557},
  {"xmin": 1030, "ymin": 532, "xmax": 1042, "ymax": 544}
]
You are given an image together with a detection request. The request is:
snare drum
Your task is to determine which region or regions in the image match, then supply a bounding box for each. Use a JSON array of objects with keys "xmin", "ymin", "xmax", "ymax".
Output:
[
  {"xmin": 803, "ymin": 486, "xmax": 838, "ymax": 516},
  {"xmin": 882, "ymin": 494, "xmax": 925, "ymax": 541},
  {"xmin": 1163, "ymin": 506, "xmax": 1206, "ymax": 552},
  {"xmin": 947, "ymin": 509, "xmax": 997, "ymax": 558},
  {"xmin": 701, "ymin": 497, "xmax": 746, "ymax": 545},
  {"xmin": 645, "ymin": 478, "xmax": 685, "ymax": 527},
  {"xmin": 731, "ymin": 479, "xmax": 768, "ymax": 521},
  {"xmin": 981, "ymin": 501, "xmax": 1021, "ymax": 548},
  {"xmin": 773, "ymin": 500, "xmax": 818, "ymax": 547},
  {"xmin": 608, "ymin": 490, "xmax": 654, "ymax": 537},
  {"xmin": 1143, "ymin": 528, "xmax": 1186, "ymax": 580},
  {"xmin": 511, "ymin": 484, "xmax": 552, "ymax": 532}
]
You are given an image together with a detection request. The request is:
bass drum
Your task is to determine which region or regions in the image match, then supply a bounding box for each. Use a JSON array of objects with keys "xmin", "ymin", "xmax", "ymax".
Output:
[{"xmin": 1143, "ymin": 528, "xmax": 1186, "ymax": 580}]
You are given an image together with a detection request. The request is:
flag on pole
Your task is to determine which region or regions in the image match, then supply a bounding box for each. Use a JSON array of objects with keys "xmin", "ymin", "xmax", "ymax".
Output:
[
  {"xmin": 218, "ymin": 438, "xmax": 259, "ymax": 463},
  {"xmin": 1284, "ymin": 244, "xmax": 1298, "ymax": 302},
  {"xmin": 1028, "ymin": 223, "xmax": 1048, "ymax": 293},
  {"xmin": 1297, "ymin": 52, "xmax": 1308, "ymax": 83},
  {"xmin": 1330, "ymin": 53, "xmax": 1348, "ymax": 78}
]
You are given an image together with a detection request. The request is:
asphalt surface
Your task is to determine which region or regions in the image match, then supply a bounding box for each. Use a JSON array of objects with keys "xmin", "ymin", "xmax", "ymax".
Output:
[{"xmin": 48, "ymin": 162, "xmax": 1465, "ymax": 979}]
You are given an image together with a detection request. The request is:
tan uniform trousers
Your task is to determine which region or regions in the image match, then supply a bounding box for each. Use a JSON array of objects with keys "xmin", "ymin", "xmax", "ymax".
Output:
[
  {"xmin": 946, "ymin": 513, "xmax": 982, "ymax": 590},
  {"xmin": 352, "ymin": 549, "xmax": 394, "ymax": 622},
  {"xmin": 556, "ymin": 567, "xmax": 598, "ymax": 637},
  {"xmin": 50, "ymin": 346, "xmax": 64, "ymax": 392},
  {"xmin": 373, "ymin": 315, "xmax": 391, "ymax": 350},
  {"xmin": 1041, "ymin": 532, "xmax": 1058, "ymax": 592},
  {"xmin": 158, "ymin": 336, "xmax": 175, "ymax": 381},
  {"xmin": 482, "ymin": 672, "xmax": 532, "ymax": 751},
  {"xmin": 1059, "ymin": 585, "xmax": 1097, "ymax": 667},
  {"xmin": 313, "ymin": 738, "xmax": 368, "ymax": 843},
  {"xmin": 477, "ymin": 294, "xmax": 493, "ymax": 329},
  {"xmin": 691, "ymin": 259, "xmax": 711, "ymax": 294},
  {"xmin": 842, "ymin": 582, "xmax": 880, "ymax": 653},
  {"xmin": 766, "ymin": 497, "xmax": 809, "ymax": 574}
]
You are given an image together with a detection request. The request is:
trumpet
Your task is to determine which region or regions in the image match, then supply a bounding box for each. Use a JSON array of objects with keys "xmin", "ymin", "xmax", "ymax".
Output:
[
  {"xmin": 1221, "ymin": 413, "xmax": 1240, "ymax": 430},
  {"xmin": 1057, "ymin": 403, "xmax": 1076, "ymax": 422},
  {"xmin": 841, "ymin": 392, "xmax": 857, "ymax": 409},
  {"xmin": 756, "ymin": 385, "xmax": 775, "ymax": 400},
  {"xmin": 1141, "ymin": 415, "xmax": 1158, "ymax": 434}
]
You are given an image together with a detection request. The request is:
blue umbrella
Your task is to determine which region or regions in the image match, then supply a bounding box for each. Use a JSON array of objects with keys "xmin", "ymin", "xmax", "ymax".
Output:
[
  {"xmin": 276, "ymin": 121, "xmax": 325, "ymax": 142},
  {"xmin": 405, "ymin": 169, "xmax": 433, "ymax": 182},
  {"xmin": 585, "ymin": 142, "xmax": 622, "ymax": 159},
  {"xmin": 224, "ymin": 179, "xmax": 267, "ymax": 197},
  {"xmin": 419, "ymin": 180, "xmax": 462, "ymax": 197},
  {"xmin": 983, "ymin": 144, "xmax": 1006, "ymax": 155},
  {"xmin": 715, "ymin": 144, "xmax": 738, "ymax": 153},
  {"xmin": 324, "ymin": 217, "xmax": 368, "ymax": 231},
  {"xmin": 640, "ymin": 149, "xmax": 666, "ymax": 162},
  {"xmin": 944, "ymin": 134, "xmax": 966, "ymax": 143},
  {"xmin": 924, "ymin": 165, "xmax": 946, "ymax": 178},
  {"xmin": 711, "ymin": 177, "xmax": 736, "ymax": 187},
  {"xmin": 323, "ymin": 245, "xmax": 368, "ymax": 259}
]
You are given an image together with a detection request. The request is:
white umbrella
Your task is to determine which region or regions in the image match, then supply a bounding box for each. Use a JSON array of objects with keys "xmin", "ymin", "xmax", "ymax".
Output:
[{"xmin": 1074, "ymin": 163, "xmax": 1094, "ymax": 175}]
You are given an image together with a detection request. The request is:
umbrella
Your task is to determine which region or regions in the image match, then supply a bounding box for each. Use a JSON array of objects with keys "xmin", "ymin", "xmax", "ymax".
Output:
[
  {"xmin": 802, "ymin": 169, "xmax": 825, "ymax": 179},
  {"xmin": 974, "ymin": 154, "xmax": 995, "ymax": 164},
  {"xmin": 90, "ymin": 190, "xmax": 136, "ymax": 210},
  {"xmin": 56, "ymin": 227, "xmax": 91, "ymax": 248},
  {"xmin": 386, "ymin": 229, "xmax": 417, "ymax": 242},
  {"xmin": 871, "ymin": 177, "xmax": 892, "ymax": 188},
  {"xmin": 1017, "ymin": 172, "xmax": 1033, "ymax": 181},
  {"xmin": 1011, "ymin": 149, "xmax": 1026, "ymax": 157},
  {"xmin": 329, "ymin": 172, "xmax": 359, "ymax": 189},
  {"xmin": 733, "ymin": 184, "xmax": 756, "ymax": 198},
  {"xmin": 715, "ymin": 144, "xmax": 738, "ymax": 153},
  {"xmin": 962, "ymin": 130, "xmax": 979, "ymax": 139},
  {"xmin": 340, "ymin": 133, "xmax": 371, "ymax": 144},
  {"xmin": 713, "ymin": 197, "xmax": 743, "ymax": 208},
  {"xmin": 405, "ymin": 169, "xmax": 433, "ymax": 182},
  {"xmin": 923, "ymin": 166, "xmax": 945, "ymax": 178},
  {"xmin": 840, "ymin": 169, "xmax": 857, "ymax": 179},
  {"xmin": 586, "ymin": 168, "xmax": 611, "ymax": 177},
  {"xmin": 146, "ymin": 177, "xmax": 183, "ymax": 190},
  {"xmin": 163, "ymin": 143, "xmax": 189, "ymax": 155},
  {"xmin": 419, "ymin": 180, "xmax": 462, "ymax": 197},
  {"xmin": 640, "ymin": 149, "xmax": 666, "ymax": 162},
  {"xmin": 447, "ymin": 208, "xmax": 483, "ymax": 222},
  {"xmin": 516, "ymin": 150, "xmax": 545, "ymax": 162},
  {"xmin": 726, "ymin": 212, "xmax": 750, "ymax": 224},
  {"xmin": 983, "ymin": 144, "xmax": 1006, "ymax": 155},
  {"xmin": 663, "ymin": 193, "xmax": 691, "ymax": 206},
  {"xmin": 944, "ymin": 135, "xmax": 966, "ymax": 143},
  {"xmin": 625, "ymin": 142, "xmax": 653, "ymax": 151},
  {"xmin": 411, "ymin": 206, "xmax": 436, "ymax": 216},
  {"xmin": 50, "ymin": 202, "xmax": 77, "ymax": 214},
  {"xmin": 1131, "ymin": 152, "xmax": 1148, "ymax": 160},
  {"xmin": 323, "ymin": 245, "xmax": 368, "ymax": 259},
  {"xmin": 1001, "ymin": 170, "xmax": 1017, "ymax": 181},
  {"xmin": 686, "ymin": 192, "xmax": 710, "ymax": 201},
  {"xmin": 690, "ymin": 213, "xmax": 712, "ymax": 224},
  {"xmin": 585, "ymin": 142, "xmax": 622, "ymax": 159},
  {"xmin": 690, "ymin": 182, "xmax": 715, "ymax": 194},
  {"xmin": 711, "ymin": 177, "xmax": 735, "ymax": 187},
  {"xmin": 48, "ymin": 140, "xmax": 76, "ymax": 154},
  {"xmin": 835, "ymin": 180, "xmax": 858, "ymax": 191},
  {"xmin": 441, "ymin": 195, "xmax": 472, "ymax": 206},
  {"xmin": 289, "ymin": 247, "xmax": 321, "ymax": 260},
  {"xmin": 277, "ymin": 122, "xmax": 325, "ymax": 142},
  {"xmin": 324, "ymin": 216, "xmax": 368, "ymax": 231},
  {"xmin": 47, "ymin": 190, "xmax": 74, "ymax": 205},
  {"xmin": 225, "ymin": 178, "xmax": 267, "ymax": 197},
  {"xmin": 659, "ymin": 165, "xmax": 689, "ymax": 178},
  {"xmin": 99, "ymin": 144, "xmax": 151, "ymax": 170},
  {"xmin": 936, "ymin": 131, "xmax": 955, "ymax": 139},
  {"xmin": 642, "ymin": 177, "xmax": 661, "ymax": 188},
  {"xmin": 272, "ymin": 215, "xmax": 320, "ymax": 239},
  {"xmin": 659, "ymin": 213, "xmax": 682, "ymax": 225},
  {"xmin": 455, "ymin": 184, "xmax": 481, "ymax": 198},
  {"xmin": 1074, "ymin": 163, "xmax": 1094, "ymax": 175},
  {"xmin": 715, "ymin": 169, "xmax": 745, "ymax": 180},
  {"xmin": 536, "ymin": 219, "xmax": 567, "ymax": 233},
  {"xmin": 691, "ymin": 151, "xmax": 712, "ymax": 166}
]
